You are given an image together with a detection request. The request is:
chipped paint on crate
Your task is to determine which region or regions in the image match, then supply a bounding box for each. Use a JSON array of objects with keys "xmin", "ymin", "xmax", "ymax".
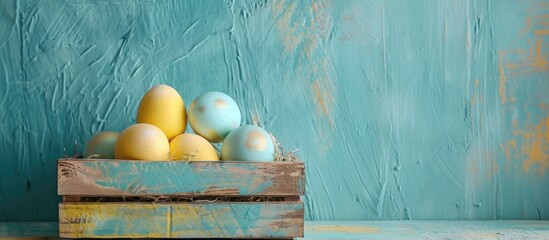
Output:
[
  {"xmin": 59, "ymin": 202, "xmax": 304, "ymax": 238},
  {"xmin": 57, "ymin": 159, "xmax": 305, "ymax": 196}
]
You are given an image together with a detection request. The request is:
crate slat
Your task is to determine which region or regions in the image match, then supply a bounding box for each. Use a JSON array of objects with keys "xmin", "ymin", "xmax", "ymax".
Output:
[
  {"xmin": 59, "ymin": 202, "xmax": 304, "ymax": 238},
  {"xmin": 58, "ymin": 159, "xmax": 304, "ymax": 196}
]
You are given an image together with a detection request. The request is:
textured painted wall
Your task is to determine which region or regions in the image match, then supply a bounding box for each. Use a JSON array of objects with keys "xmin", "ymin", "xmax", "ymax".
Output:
[{"xmin": 0, "ymin": 0, "xmax": 548, "ymax": 221}]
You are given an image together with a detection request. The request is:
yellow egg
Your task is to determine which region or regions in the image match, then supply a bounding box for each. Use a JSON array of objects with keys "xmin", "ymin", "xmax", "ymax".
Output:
[
  {"xmin": 115, "ymin": 123, "xmax": 169, "ymax": 160},
  {"xmin": 136, "ymin": 84, "xmax": 186, "ymax": 141},
  {"xmin": 170, "ymin": 133, "xmax": 219, "ymax": 161},
  {"xmin": 83, "ymin": 131, "xmax": 119, "ymax": 159}
]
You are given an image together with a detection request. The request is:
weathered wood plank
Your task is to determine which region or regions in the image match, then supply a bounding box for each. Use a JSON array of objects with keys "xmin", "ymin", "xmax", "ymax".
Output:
[
  {"xmin": 0, "ymin": 222, "xmax": 59, "ymax": 238},
  {"xmin": 284, "ymin": 196, "xmax": 300, "ymax": 202},
  {"xmin": 58, "ymin": 159, "xmax": 304, "ymax": 196},
  {"xmin": 59, "ymin": 202, "xmax": 304, "ymax": 238},
  {"xmin": 62, "ymin": 196, "xmax": 80, "ymax": 202}
]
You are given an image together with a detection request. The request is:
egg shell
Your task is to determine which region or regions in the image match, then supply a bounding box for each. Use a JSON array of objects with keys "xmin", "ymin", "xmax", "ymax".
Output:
[
  {"xmin": 221, "ymin": 125, "xmax": 275, "ymax": 162},
  {"xmin": 188, "ymin": 91, "xmax": 241, "ymax": 143},
  {"xmin": 136, "ymin": 84, "xmax": 186, "ymax": 141},
  {"xmin": 115, "ymin": 123, "xmax": 169, "ymax": 161},
  {"xmin": 170, "ymin": 133, "xmax": 219, "ymax": 161},
  {"xmin": 83, "ymin": 131, "xmax": 119, "ymax": 159}
]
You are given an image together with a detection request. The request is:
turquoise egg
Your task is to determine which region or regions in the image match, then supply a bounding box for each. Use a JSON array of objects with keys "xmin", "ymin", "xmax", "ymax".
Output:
[
  {"xmin": 221, "ymin": 125, "xmax": 275, "ymax": 162},
  {"xmin": 188, "ymin": 92, "xmax": 241, "ymax": 143}
]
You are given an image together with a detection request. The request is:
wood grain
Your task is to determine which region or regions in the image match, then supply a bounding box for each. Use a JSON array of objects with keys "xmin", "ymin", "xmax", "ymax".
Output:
[
  {"xmin": 58, "ymin": 159, "xmax": 304, "ymax": 197},
  {"xmin": 59, "ymin": 202, "xmax": 304, "ymax": 238}
]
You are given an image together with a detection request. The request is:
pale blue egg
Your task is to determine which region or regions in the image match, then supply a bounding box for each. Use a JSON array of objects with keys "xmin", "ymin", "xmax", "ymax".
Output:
[
  {"xmin": 188, "ymin": 92, "xmax": 241, "ymax": 143},
  {"xmin": 221, "ymin": 125, "xmax": 275, "ymax": 162}
]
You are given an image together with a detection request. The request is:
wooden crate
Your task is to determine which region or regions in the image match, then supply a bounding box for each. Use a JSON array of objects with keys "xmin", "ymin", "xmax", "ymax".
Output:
[{"xmin": 58, "ymin": 158, "xmax": 305, "ymax": 239}]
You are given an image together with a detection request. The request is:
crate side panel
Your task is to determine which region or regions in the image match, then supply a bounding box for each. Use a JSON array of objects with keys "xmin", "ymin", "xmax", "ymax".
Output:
[
  {"xmin": 59, "ymin": 202, "xmax": 304, "ymax": 238},
  {"xmin": 59, "ymin": 203, "xmax": 169, "ymax": 238},
  {"xmin": 58, "ymin": 159, "xmax": 304, "ymax": 196},
  {"xmin": 170, "ymin": 202, "xmax": 304, "ymax": 238}
]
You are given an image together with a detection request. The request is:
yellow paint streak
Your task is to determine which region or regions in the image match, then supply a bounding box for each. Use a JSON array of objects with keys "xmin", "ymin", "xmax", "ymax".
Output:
[
  {"xmin": 273, "ymin": 1, "xmax": 301, "ymax": 53},
  {"xmin": 308, "ymin": 225, "xmax": 381, "ymax": 234},
  {"xmin": 60, "ymin": 203, "xmax": 167, "ymax": 238},
  {"xmin": 273, "ymin": 0, "xmax": 336, "ymax": 123},
  {"xmin": 311, "ymin": 80, "xmax": 331, "ymax": 118},
  {"xmin": 59, "ymin": 204, "xmax": 97, "ymax": 238},
  {"xmin": 503, "ymin": 11, "xmax": 549, "ymax": 75},
  {"xmin": 534, "ymin": 29, "xmax": 549, "ymax": 35},
  {"xmin": 310, "ymin": 58, "xmax": 337, "ymax": 127},
  {"xmin": 532, "ymin": 39, "xmax": 548, "ymax": 70},
  {"xmin": 311, "ymin": 1, "xmax": 332, "ymax": 39},
  {"xmin": 498, "ymin": 52, "xmax": 508, "ymax": 105},
  {"xmin": 60, "ymin": 203, "xmax": 250, "ymax": 238},
  {"xmin": 505, "ymin": 38, "xmax": 548, "ymax": 74},
  {"xmin": 500, "ymin": 139, "xmax": 517, "ymax": 171},
  {"xmin": 272, "ymin": 1, "xmax": 336, "ymax": 154},
  {"xmin": 304, "ymin": 37, "xmax": 318, "ymax": 60},
  {"xmin": 522, "ymin": 117, "xmax": 549, "ymax": 175}
]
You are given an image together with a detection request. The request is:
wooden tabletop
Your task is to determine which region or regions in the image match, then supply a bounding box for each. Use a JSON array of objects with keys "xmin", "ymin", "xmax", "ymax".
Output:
[
  {"xmin": 304, "ymin": 221, "xmax": 549, "ymax": 239},
  {"xmin": 1, "ymin": 220, "xmax": 548, "ymax": 239}
]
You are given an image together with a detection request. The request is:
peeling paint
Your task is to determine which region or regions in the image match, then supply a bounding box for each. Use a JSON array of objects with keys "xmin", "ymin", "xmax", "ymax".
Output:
[
  {"xmin": 498, "ymin": 52, "xmax": 508, "ymax": 105},
  {"xmin": 520, "ymin": 117, "xmax": 549, "ymax": 175}
]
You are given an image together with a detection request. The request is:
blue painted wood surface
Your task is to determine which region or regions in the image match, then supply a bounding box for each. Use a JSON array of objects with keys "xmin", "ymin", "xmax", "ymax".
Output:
[
  {"xmin": 2, "ymin": 221, "xmax": 549, "ymax": 239},
  {"xmin": 57, "ymin": 159, "xmax": 304, "ymax": 196},
  {"xmin": 59, "ymin": 202, "xmax": 304, "ymax": 238},
  {"xmin": 0, "ymin": 0, "xmax": 548, "ymax": 221},
  {"xmin": 302, "ymin": 221, "xmax": 549, "ymax": 239}
]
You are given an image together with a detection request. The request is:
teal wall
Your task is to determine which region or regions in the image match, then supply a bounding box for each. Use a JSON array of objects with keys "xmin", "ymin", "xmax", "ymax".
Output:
[{"xmin": 1, "ymin": 0, "xmax": 548, "ymax": 221}]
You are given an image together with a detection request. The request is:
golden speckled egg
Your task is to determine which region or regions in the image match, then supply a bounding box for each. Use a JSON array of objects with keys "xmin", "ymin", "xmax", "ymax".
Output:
[
  {"xmin": 115, "ymin": 123, "xmax": 169, "ymax": 160},
  {"xmin": 136, "ymin": 84, "xmax": 186, "ymax": 141},
  {"xmin": 83, "ymin": 131, "xmax": 119, "ymax": 159},
  {"xmin": 221, "ymin": 125, "xmax": 275, "ymax": 162},
  {"xmin": 169, "ymin": 133, "xmax": 219, "ymax": 161},
  {"xmin": 188, "ymin": 91, "xmax": 241, "ymax": 143}
]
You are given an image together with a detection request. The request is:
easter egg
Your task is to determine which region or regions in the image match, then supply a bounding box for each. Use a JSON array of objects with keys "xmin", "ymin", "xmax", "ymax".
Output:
[
  {"xmin": 221, "ymin": 125, "xmax": 275, "ymax": 162},
  {"xmin": 188, "ymin": 91, "xmax": 241, "ymax": 143},
  {"xmin": 83, "ymin": 131, "xmax": 119, "ymax": 159},
  {"xmin": 170, "ymin": 133, "xmax": 219, "ymax": 161},
  {"xmin": 115, "ymin": 123, "xmax": 169, "ymax": 160},
  {"xmin": 136, "ymin": 84, "xmax": 186, "ymax": 141}
]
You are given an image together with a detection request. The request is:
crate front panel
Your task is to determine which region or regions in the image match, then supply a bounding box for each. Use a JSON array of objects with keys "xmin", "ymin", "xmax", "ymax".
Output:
[
  {"xmin": 58, "ymin": 159, "xmax": 304, "ymax": 196},
  {"xmin": 59, "ymin": 202, "xmax": 304, "ymax": 238}
]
